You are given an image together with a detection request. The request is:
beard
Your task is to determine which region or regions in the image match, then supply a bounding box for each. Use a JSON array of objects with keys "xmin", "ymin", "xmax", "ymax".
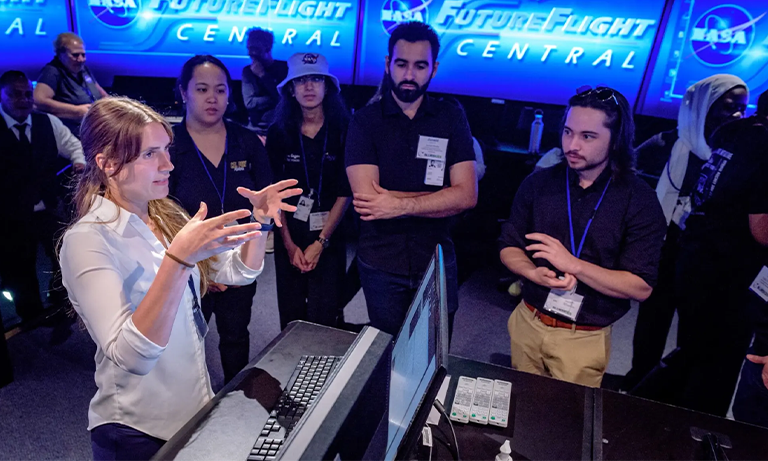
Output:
[{"xmin": 386, "ymin": 72, "xmax": 431, "ymax": 103}]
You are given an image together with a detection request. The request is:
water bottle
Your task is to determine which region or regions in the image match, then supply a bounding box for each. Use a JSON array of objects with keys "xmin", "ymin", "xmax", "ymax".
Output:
[{"xmin": 528, "ymin": 109, "xmax": 544, "ymax": 154}]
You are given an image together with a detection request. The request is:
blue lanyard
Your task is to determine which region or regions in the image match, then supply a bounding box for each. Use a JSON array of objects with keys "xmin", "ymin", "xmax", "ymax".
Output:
[
  {"xmin": 81, "ymin": 69, "xmax": 96, "ymax": 103},
  {"xmin": 298, "ymin": 127, "xmax": 328, "ymax": 208},
  {"xmin": 193, "ymin": 137, "xmax": 228, "ymax": 215},
  {"xmin": 566, "ymin": 168, "xmax": 611, "ymax": 259},
  {"xmin": 187, "ymin": 276, "xmax": 208, "ymax": 339}
]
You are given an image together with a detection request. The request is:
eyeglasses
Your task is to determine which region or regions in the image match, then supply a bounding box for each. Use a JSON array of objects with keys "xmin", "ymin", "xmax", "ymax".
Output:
[
  {"xmin": 575, "ymin": 85, "xmax": 618, "ymax": 106},
  {"xmin": 293, "ymin": 75, "xmax": 325, "ymax": 86},
  {"xmin": 67, "ymin": 52, "xmax": 86, "ymax": 59}
]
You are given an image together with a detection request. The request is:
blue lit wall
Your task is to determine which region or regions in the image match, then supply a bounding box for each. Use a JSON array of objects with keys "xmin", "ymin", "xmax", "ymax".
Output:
[
  {"xmin": 71, "ymin": 0, "xmax": 360, "ymax": 83},
  {"xmin": 1, "ymin": 0, "xmax": 71, "ymax": 78},
  {"xmin": 356, "ymin": 0, "xmax": 666, "ymax": 106},
  {"xmin": 639, "ymin": 0, "xmax": 768, "ymax": 118}
]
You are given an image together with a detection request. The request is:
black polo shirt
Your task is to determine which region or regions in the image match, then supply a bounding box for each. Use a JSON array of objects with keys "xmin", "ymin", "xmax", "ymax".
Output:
[
  {"xmin": 498, "ymin": 163, "xmax": 666, "ymax": 327},
  {"xmin": 266, "ymin": 120, "xmax": 350, "ymax": 248},
  {"xmin": 37, "ymin": 57, "xmax": 103, "ymax": 134},
  {"xmin": 169, "ymin": 121, "xmax": 273, "ymax": 220},
  {"xmin": 345, "ymin": 92, "xmax": 475, "ymax": 276}
]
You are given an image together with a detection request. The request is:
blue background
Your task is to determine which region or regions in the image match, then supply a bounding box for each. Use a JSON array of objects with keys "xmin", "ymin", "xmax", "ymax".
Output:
[
  {"xmin": 1, "ymin": 0, "xmax": 71, "ymax": 79},
  {"xmin": 639, "ymin": 0, "xmax": 768, "ymax": 118},
  {"xmin": 356, "ymin": 0, "xmax": 667, "ymax": 106},
  {"xmin": 70, "ymin": 0, "xmax": 360, "ymax": 84}
]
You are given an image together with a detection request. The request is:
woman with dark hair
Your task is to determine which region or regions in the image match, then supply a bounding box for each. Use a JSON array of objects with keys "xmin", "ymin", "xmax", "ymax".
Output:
[
  {"xmin": 266, "ymin": 53, "xmax": 352, "ymax": 330},
  {"xmin": 168, "ymin": 55, "xmax": 275, "ymax": 385},
  {"xmin": 59, "ymin": 97, "xmax": 299, "ymax": 460}
]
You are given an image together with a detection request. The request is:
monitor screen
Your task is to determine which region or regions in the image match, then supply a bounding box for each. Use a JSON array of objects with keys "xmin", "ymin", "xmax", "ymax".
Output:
[
  {"xmin": 355, "ymin": 0, "xmax": 667, "ymax": 106},
  {"xmin": 71, "ymin": 0, "xmax": 360, "ymax": 84},
  {"xmin": 1, "ymin": 0, "xmax": 71, "ymax": 78},
  {"xmin": 639, "ymin": 0, "xmax": 768, "ymax": 118},
  {"xmin": 385, "ymin": 247, "xmax": 445, "ymax": 461}
]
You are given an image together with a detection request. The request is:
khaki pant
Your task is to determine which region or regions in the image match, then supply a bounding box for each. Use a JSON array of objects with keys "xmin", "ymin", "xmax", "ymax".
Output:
[{"xmin": 507, "ymin": 301, "xmax": 611, "ymax": 388}]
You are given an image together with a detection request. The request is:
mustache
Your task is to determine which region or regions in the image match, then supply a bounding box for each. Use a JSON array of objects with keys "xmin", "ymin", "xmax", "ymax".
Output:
[
  {"xmin": 564, "ymin": 151, "xmax": 584, "ymax": 158},
  {"xmin": 397, "ymin": 80, "xmax": 420, "ymax": 90}
]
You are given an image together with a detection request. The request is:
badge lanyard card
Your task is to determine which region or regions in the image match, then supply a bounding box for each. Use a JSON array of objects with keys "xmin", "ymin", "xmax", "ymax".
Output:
[
  {"xmin": 542, "ymin": 170, "xmax": 611, "ymax": 321},
  {"xmin": 294, "ymin": 130, "xmax": 330, "ymax": 232},
  {"xmin": 187, "ymin": 276, "xmax": 209, "ymax": 339},
  {"xmin": 417, "ymin": 135, "xmax": 449, "ymax": 186}
]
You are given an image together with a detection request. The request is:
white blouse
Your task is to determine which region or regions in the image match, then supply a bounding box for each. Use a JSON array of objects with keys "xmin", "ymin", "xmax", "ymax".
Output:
[{"xmin": 60, "ymin": 195, "xmax": 263, "ymax": 440}]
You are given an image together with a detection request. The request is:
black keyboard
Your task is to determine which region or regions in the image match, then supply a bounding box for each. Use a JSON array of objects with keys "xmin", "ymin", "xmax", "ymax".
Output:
[{"xmin": 247, "ymin": 355, "xmax": 340, "ymax": 461}]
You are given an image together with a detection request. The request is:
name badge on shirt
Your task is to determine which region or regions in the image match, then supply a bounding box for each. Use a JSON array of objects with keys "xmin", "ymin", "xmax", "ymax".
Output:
[
  {"xmin": 84, "ymin": 74, "xmax": 93, "ymax": 84},
  {"xmin": 750, "ymin": 266, "xmax": 768, "ymax": 302},
  {"xmin": 309, "ymin": 212, "xmax": 330, "ymax": 231},
  {"xmin": 230, "ymin": 160, "xmax": 247, "ymax": 172},
  {"xmin": 424, "ymin": 159, "xmax": 446, "ymax": 186},
  {"xmin": 416, "ymin": 135, "xmax": 448, "ymax": 161},
  {"xmin": 543, "ymin": 283, "xmax": 584, "ymax": 321},
  {"xmin": 294, "ymin": 196, "xmax": 314, "ymax": 222}
]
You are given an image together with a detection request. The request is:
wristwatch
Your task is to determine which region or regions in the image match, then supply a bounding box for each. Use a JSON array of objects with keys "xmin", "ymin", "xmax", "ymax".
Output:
[{"xmin": 317, "ymin": 237, "xmax": 330, "ymax": 249}]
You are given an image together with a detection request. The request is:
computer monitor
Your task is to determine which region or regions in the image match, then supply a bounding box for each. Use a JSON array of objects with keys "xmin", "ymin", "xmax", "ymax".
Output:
[{"xmin": 385, "ymin": 244, "xmax": 449, "ymax": 461}]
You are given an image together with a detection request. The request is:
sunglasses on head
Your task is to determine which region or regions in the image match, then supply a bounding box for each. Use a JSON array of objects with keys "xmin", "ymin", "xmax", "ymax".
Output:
[{"xmin": 575, "ymin": 85, "xmax": 618, "ymax": 106}]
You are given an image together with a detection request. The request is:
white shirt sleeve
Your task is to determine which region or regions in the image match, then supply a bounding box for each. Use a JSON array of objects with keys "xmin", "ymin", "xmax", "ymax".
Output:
[
  {"xmin": 210, "ymin": 245, "xmax": 263, "ymax": 286},
  {"xmin": 61, "ymin": 227, "xmax": 166, "ymax": 376},
  {"xmin": 47, "ymin": 113, "xmax": 86, "ymax": 165}
]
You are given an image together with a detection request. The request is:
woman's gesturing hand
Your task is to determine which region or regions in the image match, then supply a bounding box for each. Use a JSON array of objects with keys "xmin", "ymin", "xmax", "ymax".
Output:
[{"xmin": 237, "ymin": 179, "xmax": 303, "ymax": 227}]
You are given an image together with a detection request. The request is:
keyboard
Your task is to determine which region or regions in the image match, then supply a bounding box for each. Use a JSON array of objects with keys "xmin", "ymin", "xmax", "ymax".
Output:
[{"xmin": 247, "ymin": 355, "xmax": 340, "ymax": 461}]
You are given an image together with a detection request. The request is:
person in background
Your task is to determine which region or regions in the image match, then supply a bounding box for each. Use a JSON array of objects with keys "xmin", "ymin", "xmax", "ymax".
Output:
[
  {"xmin": 0, "ymin": 70, "xmax": 85, "ymax": 328},
  {"xmin": 498, "ymin": 86, "xmax": 666, "ymax": 387},
  {"xmin": 672, "ymin": 88, "xmax": 768, "ymax": 418},
  {"xmin": 345, "ymin": 21, "xmax": 477, "ymax": 337},
  {"xmin": 242, "ymin": 28, "xmax": 288, "ymax": 133},
  {"xmin": 267, "ymin": 53, "xmax": 351, "ymax": 330},
  {"xmin": 732, "ymin": 89, "xmax": 768, "ymax": 428},
  {"xmin": 169, "ymin": 55, "xmax": 274, "ymax": 385},
  {"xmin": 625, "ymin": 75, "xmax": 748, "ymax": 391},
  {"xmin": 34, "ymin": 32, "xmax": 108, "ymax": 136},
  {"xmin": 60, "ymin": 97, "xmax": 299, "ymax": 460}
]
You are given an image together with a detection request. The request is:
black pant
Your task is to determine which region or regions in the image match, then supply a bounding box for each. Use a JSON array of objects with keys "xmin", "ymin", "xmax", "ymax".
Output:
[
  {"xmin": 625, "ymin": 225, "xmax": 681, "ymax": 390},
  {"xmin": 0, "ymin": 210, "xmax": 66, "ymax": 323},
  {"xmin": 91, "ymin": 423, "xmax": 165, "ymax": 461},
  {"xmin": 274, "ymin": 237, "xmax": 346, "ymax": 331},
  {"xmin": 201, "ymin": 282, "xmax": 258, "ymax": 384},
  {"xmin": 672, "ymin": 246, "xmax": 755, "ymax": 417},
  {"xmin": 0, "ymin": 312, "xmax": 12, "ymax": 387}
]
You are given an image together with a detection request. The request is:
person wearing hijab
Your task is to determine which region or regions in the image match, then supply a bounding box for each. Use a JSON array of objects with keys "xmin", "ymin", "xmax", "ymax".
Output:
[{"xmin": 625, "ymin": 75, "xmax": 748, "ymax": 392}]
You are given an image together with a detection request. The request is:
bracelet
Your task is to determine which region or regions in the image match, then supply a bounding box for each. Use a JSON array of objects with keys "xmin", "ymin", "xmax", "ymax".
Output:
[
  {"xmin": 251, "ymin": 214, "xmax": 275, "ymax": 232},
  {"xmin": 165, "ymin": 251, "xmax": 195, "ymax": 268}
]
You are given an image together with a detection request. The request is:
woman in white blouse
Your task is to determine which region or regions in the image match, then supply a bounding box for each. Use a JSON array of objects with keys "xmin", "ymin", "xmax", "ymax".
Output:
[{"xmin": 59, "ymin": 97, "xmax": 300, "ymax": 460}]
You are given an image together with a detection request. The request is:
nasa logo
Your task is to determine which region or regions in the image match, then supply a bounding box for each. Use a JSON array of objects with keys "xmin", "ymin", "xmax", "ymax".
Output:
[
  {"xmin": 690, "ymin": 5, "xmax": 756, "ymax": 67},
  {"xmin": 302, "ymin": 53, "xmax": 319, "ymax": 64},
  {"xmin": 88, "ymin": 0, "xmax": 141, "ymax": 28},
  {"xmin": 381, "ymin": 0, "xmax": 429, "ymax": 35}
]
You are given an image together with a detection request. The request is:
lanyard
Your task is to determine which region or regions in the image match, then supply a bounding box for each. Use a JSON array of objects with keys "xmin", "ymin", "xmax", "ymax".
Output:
[
  {"xmin": 298, "ymin": 127, "xmax": 328, "ymax": 208},
  {"xmin": 187, "ymin": 276, "xmax": 209, "ymax": 339},
  {"xmin": 193, "ymin": 137, "xmax": 228, "ymax": 215},
  {"xmin": 566, "ymin": 168, "xmax": 611, "ymax": 259},
  {"xmin": 81, "ymin": 69, "xmax": 96, "ymax": 103}
]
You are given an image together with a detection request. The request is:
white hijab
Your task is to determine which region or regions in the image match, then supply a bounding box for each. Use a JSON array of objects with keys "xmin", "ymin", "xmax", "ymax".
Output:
[{"xmin": 655, "ymin": 74, "xmax": 747, "ymax": 225}]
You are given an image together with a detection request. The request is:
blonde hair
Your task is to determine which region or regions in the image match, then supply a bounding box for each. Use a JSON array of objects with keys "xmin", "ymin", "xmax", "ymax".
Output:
[{"xmin": 72, "ymin": 97, "xmax": 213, "ymax": 294}]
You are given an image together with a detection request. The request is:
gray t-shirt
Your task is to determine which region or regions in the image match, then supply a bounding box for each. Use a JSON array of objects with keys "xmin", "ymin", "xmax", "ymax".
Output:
[{"xmin": 37, "ymin": 57, "xmax": 102, "ymax": 135}]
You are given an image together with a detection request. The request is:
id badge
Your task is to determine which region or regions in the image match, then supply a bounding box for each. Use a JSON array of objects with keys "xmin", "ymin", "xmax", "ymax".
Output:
[
  {"xmin": 416, "ymin": 135, "xmax": 448, "ymax": 161},
  {"xmin": 750, "ymin": 266, "xmax": 768, "ymax": 302},
  {"xmin": 424, "ymin": 159, "xmax": 446, "ymax": 186},
  {"xmin": 293, "ymin": 196, "xmax": 314, "ymax": 222},
  {"xmin": 309, "ymin": 211, "xmax": 329, "ymax": 231},
  {"xmin": 543, "ymin": 283, "xmax": 584, "ymax": 321}
]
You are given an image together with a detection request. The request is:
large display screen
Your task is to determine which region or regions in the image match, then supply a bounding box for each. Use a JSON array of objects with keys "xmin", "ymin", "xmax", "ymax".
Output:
[
  {"xmin": 71, "ymin": 0, "xmax": 360, "ymax": 83},
  {"xmin": 355, "ymin": 0, "xmax": 666, "ymax": 105},
  {"xmin": 639, "ymin": 0, "xmax": 768, "ymax": 118},
  {"xmin": 1, "ymin": 0, "xmax": 71, "ymax": 78}
]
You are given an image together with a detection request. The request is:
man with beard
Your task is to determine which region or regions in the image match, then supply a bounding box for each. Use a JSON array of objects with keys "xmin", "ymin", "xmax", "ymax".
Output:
[
  {"xmin": 241, "ymin": 28, "xmax": 288, "ymax": 133},
  {"xmin": 498, "ymin": 87, "xmax": 666, "ymax": 387},
  {"xmin": 34, "ymin": 33, "xmax": 108, "ymax": 137},
  {"xmin": 345, "ymin": 21, "xmax": 477, "ymax": 337}
]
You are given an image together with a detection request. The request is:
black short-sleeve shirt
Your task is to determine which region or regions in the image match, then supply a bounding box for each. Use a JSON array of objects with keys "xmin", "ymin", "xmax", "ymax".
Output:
[
  {"xmin": 37, "ymin": 57, "xmax": 102, "ymax": 134},
  {"xmin": 498, "ymin": 163, "xmax": 667, "ymax": 327},
  {"xmin": 681, "ymin": 116, "xmax": 768, "ymax": 278},
  {"xmin": 266, "ymin": 119, "xmax": 350, "ymax": 247},
  {"xmin": 169, "ymin": 121, "xmax": 273, "ymax": 220},
  {"xmin": 345, "ymin": 92, "xmax": 475, "ymax": 275}
]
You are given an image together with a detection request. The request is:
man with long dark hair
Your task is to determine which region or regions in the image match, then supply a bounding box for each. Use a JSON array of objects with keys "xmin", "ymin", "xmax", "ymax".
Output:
[
  {"xmin": 345, "ymin": 22, "xmax": 477, "ymax": 337},
  {"xmin": 498, "ymin": 87, "xmax": 666, "ymax": 387}
]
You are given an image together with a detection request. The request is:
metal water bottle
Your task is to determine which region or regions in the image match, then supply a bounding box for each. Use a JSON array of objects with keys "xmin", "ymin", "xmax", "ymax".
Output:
[{"xmin": 528, "ymin": 109, "xmax": 544, "ymax": 154}]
